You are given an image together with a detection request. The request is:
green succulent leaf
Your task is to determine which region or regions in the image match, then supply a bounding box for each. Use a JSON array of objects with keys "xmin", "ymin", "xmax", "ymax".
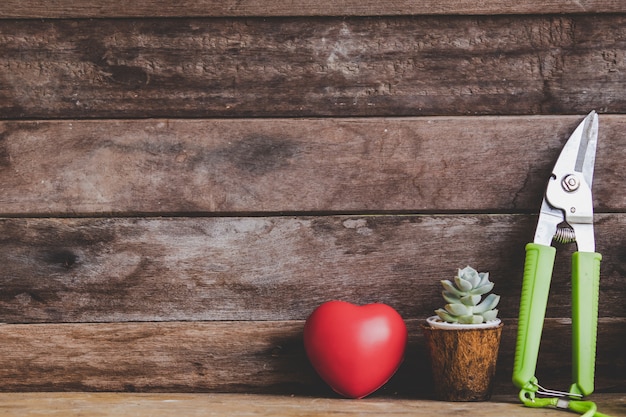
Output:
[
  {"xmin": 459, "ymin": 266, "xmax": 481, "ymax": 287},
  {"xmin": 470, "ymin": 281, "xmax": 494, "ymax": 296},
  {"xmin": 461, "ymin": 294, "xmax": 481, "ymax": 306},
  {"xmin": 454, "ymin": 276, "xmax": 473, "ymax": 292},
  {"xmin": 457, "ymin": 315, "xmax": 473, "ymax": 324},
  {"xmin": 442, "ymin": 291, "xmax": 461, "ymax": 304},
  {"xmin": 478, "ymin": 271, "xmax": 490, "ymax": 287},
  {"xmin": 474, "ymin": 294, "xmax": 500, "ymax": 313},
  {"xmin": 445, "ymin": 303, "xmax": 470, "ymax": 316},
  {"xmin": 435, "ymin": 308, "xmax": 459, "ymax": 323},
  {"xmin": 441, "ymin": 280, "xmax": 464, "ymax": 297},
  {"xmin": 482, "ymin": 309, "xmax": 499, "ymax": 322}
]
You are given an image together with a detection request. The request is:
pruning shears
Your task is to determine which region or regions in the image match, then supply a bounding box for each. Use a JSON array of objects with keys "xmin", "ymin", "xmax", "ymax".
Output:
[{"xmin": 512, "ymin": 111, "xmax": 612, "ymax": 417}]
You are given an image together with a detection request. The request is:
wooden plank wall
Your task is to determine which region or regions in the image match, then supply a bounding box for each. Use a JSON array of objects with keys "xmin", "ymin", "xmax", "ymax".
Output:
[{"xmin": 0, "ymin": 1, "xmax": 625, "ymax": 397}]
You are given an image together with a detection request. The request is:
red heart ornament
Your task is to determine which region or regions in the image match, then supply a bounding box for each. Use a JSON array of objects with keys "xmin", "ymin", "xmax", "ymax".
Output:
[{"xmin": 303, "ymin": 301, "xmax": 407, "ymax": 398}]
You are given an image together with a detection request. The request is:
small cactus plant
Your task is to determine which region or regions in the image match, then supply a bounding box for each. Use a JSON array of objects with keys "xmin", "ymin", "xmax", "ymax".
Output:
[{"xmin": 435, "ymin": 266, "xmax": 500, "ymax": 325}]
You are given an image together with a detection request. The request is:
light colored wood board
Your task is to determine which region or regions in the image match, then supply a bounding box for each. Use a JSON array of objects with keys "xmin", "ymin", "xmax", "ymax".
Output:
[
  {"xmin": 0, "ymin": 319, "xmax": 622, "ymax": 395},
  {"xmin": 1, "ymin": 1, "xmax": 625, "ymax": 18},
  {"xmin": 1, "ymin": 16, "xmax": 625, "ymax": 118},
  {"xmin": 1, "ymin": 116, "xmax": 623, "ymax": 215},
  {"xmin": 0, "ymin": 393, "xmax": 623, "ymax": 417},
  {"xmin": 1, "ymin": 214, "xmax": 625, "ymax": 323},
  {"xmin": 0, "ymin": 393, "xmax": 624, "ymax": 417}
]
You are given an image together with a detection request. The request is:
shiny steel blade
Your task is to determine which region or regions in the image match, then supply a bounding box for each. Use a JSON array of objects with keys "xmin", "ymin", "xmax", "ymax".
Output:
[
  {"xmin": 535, "ymin": 111, "xmax": 599, "ymax": 249},
  {"xmin": 575, "ymin": 111, "xmax": 599, "ymax": 188},
  {"xmin": 551, "ymin": 111, "xmax": 598, "ymax": 188}
]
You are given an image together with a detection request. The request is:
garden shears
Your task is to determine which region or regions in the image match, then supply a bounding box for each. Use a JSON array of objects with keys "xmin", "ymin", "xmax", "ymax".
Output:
[{"xmin": 512, "ymin": 111, "xmax": 611, "ymax": 417}]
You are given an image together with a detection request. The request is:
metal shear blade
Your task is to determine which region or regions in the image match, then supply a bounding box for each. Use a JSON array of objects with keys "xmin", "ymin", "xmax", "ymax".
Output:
[{"xmin": 534, "ymin": 111, "xmax": 598, "ymax": 252}]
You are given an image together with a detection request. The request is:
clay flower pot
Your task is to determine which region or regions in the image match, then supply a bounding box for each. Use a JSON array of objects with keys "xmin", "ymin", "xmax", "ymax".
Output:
[{"xmin": 422, "ymin": 316, "xmax": 503, "ymax": 401}]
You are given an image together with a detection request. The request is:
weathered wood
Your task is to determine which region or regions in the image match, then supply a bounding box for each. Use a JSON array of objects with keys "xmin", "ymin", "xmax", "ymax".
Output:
[
  {"xmin": 0, "ymin": 4, "xmax": 623, "ymax": 404},
  {"xmin": 1, "ymin": 214, "xmax": 624, "ymax": 323},
  {"xmin": 1, "ymin": 0, "xmax": 625, "ymax": 18},
  {"xmin": 0, "ymin": 116, "xmax": 623, "ymax": 215},
  {"xmin": 0, "ymin": 321, "xmax": 314, "ymax": 393},
  {"xmin": 0, "ymin": 319, "xmax": 622, "ymax": 394},
  {"xmin": 1, "ymin": 16, "xmax": 625, "ymax": 118},
  {"xmin": 0, "ymin": 393, "xmax": 624, "ymax": 417}
]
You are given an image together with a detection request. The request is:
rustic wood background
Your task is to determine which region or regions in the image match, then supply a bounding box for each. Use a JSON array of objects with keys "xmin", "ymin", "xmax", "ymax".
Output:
[{"xmin": 0, "ymin": 1, "xmax": 624, "ymax": 398}]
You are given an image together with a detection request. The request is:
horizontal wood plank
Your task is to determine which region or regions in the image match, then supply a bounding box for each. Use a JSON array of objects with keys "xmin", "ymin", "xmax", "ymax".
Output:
[
  {"xmin": 1, "ymin": 1, "xmax": 625, "ymax": 18},
  {"xmin": 1, "ymin": 393, "xmax": 624, "ymax": 417},
  {"xmin": 1, "ymin": 116, "xmax": 624, "ymax": 215},
  {"xmin": 1, "ymin": 214, "xmax": 624, "ymax": 323},
  {"xmin": 1, "ymin": 16, "xmax": 625, "ymax": 118},
  {"xmin": 0, "ymin": 319, "xmax": 623, "ymax": 394}
]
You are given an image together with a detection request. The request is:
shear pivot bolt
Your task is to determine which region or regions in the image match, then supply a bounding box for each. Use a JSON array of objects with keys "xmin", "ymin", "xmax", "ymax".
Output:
[{"xmin": 562, "ymin": 174, "xmax": 580, "ymax": 192}]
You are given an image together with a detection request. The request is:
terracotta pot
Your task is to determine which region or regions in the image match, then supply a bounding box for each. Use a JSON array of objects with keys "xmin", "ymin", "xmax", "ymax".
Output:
[{"xmin": 422, "ymin": 317, "xmax": 503, "ymax": 401}]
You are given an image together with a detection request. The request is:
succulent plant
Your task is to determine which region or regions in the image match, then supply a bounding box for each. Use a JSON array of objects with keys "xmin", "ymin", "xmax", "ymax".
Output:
[{"xmin": 435, "ymin": 266, "xmax": 500, "ymax": 324}]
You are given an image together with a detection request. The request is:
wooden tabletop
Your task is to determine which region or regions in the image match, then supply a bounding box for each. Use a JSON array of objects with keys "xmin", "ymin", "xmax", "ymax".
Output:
[
  {"xmin": 1, "ymin": 0, "xmax": 625, "ymax": 17},
  {"xmin": 0, "ymin": 393, "xmax": 624, "ymax": 416}
]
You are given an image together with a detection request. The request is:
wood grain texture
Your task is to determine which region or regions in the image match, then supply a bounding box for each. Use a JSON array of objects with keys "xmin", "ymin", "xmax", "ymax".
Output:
[
  {"xmin": 1, "ymin": 116, "xmax": 624, "ymax": 215},
  {"xmin": 1, "ymin": 214, "xmax": 624, "ymax": 323},
  {"xmin": 0, "ymin": 2, "xmax": 624, "ymax": 402},
  {"xmin": 0, "ymin": 393, "xmax": 624, "ymax": 417},
  {"xmin": 0, "ymin": 319, "xmax": 622, "ymax": 394},
  {"xmin": 1, "ymin": 0, "xmax": 625, "ymax": 18},
  {"xmin": 1, "ymin": 16, "xmax": 625, "ymax": 118}
]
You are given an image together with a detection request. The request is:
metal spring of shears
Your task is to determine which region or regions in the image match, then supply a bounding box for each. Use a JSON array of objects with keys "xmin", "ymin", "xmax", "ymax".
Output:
[{"xmin": 553, "ymin": 225, "xmax": 577, "ymax": 244}]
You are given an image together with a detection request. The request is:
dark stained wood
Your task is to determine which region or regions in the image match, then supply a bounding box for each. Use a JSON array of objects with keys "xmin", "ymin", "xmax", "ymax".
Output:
[
  {"xmin": 0, "ymin": 319, "xmax": 622, "ymax": 394},
  {"xmin": 1, "ymin": 16, "xmax": 626, "ymax": 118},
  {"xmin": 0, "ymin": 116, "xmax": 623, "ymax": 215},
  {"xmin": 1, "ymin": 0, "xmax": 625, "ymax": 18},
  {"xmin": 0, "ymin": 214, "xmax": 624, "ymax": 323}
]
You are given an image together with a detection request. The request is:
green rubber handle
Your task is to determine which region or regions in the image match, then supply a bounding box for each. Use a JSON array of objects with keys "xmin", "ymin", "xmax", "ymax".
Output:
[
  {"xmin": 570, "ymin": 251, "xmax": 602, "ymax": 397},
  {"xmin": 513, "ymin": 243, "xmax": 556, "ymax": 391}
]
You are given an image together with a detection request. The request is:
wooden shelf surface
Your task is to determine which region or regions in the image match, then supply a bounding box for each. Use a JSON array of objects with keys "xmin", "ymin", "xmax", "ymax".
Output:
[
  {"xmin": 0, "ymin": 393, "xmax": 624, "ymax": 417},
  {"xmin": 1, "ymin": 0, "xmax": 625, "ymax": 18}
]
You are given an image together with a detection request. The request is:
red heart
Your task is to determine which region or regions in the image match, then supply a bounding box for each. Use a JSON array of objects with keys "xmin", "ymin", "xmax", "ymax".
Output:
[{"xmin": 303, "ymin": 301, "xmax": 407, "ymax": 398}]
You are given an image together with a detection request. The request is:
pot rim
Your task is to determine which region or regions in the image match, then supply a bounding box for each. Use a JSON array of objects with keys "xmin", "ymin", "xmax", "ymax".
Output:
[{"xmin": 426, "ymin": 315, "xmax": 502, "ymax": 330}]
